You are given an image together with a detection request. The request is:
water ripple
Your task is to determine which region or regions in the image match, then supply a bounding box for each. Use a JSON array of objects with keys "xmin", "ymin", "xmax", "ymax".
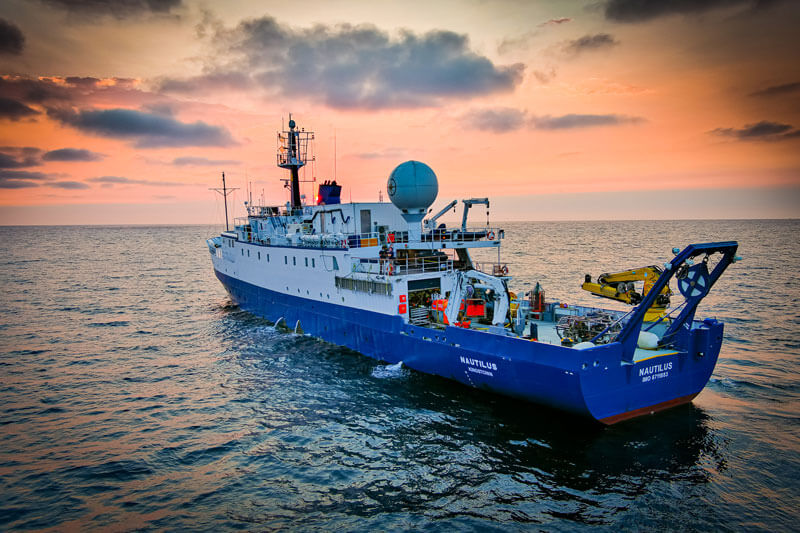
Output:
[{"xmin": 0, "ymin": 223, "xmax": 797, "ymax": 531}]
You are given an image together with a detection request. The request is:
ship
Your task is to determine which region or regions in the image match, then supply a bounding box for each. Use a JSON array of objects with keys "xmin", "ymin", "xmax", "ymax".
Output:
[{"xmin": 207, "ymin": 117, "xmax": 740, "ymax": 424}]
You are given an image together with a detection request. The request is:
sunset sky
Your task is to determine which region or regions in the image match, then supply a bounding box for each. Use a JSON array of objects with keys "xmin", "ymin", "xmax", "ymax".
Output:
[{"xmin": 1, "ymin": 0, "xmax": 798, "ymax": 224}]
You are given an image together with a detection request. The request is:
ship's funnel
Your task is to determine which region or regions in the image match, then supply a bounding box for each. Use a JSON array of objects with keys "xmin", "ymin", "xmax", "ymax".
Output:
[{"xmin": 387, "ymin": 160, "xmax": 438, "ymax": 241}]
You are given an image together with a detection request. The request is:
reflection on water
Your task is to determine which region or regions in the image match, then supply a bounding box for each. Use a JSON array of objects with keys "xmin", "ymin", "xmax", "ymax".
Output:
[{"xmin": 0, "ymin": 222, "xmax": 798, "ymax": 531}]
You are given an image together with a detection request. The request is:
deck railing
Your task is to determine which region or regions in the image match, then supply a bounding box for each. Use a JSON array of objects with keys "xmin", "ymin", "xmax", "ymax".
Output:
[
  {"xmin": 230, "ymin": 220, "xmax": 504, "ymax": 251},
  {"xmin": 351, "ymin": 256, "xmax": 454, "ymax": 276}
]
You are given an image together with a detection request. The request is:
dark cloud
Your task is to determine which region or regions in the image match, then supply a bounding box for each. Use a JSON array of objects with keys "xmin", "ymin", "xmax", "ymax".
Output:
[
  {"xmin": 0, "ymin": 169, "xmax": 48, "ymax": 180},
  {"xmin": 0, "ymin": 76, "xmax": 147, "ymax": 118},
  {"xmin": 710, "ymin": 120, "xmax": 800, "ymax": 141},
  {"xmin": 0, "ymin": 76, "xmax": 73, "ymax": 106},
  {"xmin": 50, "ymin": 180, "xmax": 89, "ymax": 189},
  {"xmin": 0, "ymin": 146, "xmax": 41, "ymax": 168},
  {"xmin": 749, "ymin": 82, "xmax": 800, "ymax": 98},
  {"xmin": 532, "ymin": 113, "xmax": 644, "ymax": 129},
  {"xmin": 63, "ymin": 76, "xmax": 101, "ymax": 88},
  {"xmin": 604, "ymin": 0, "xmax": 775, "ymax": 22},
  {"xmin": 42, "ymin": 148, "xmax": 105, "ymax": 161},
  {"xmin": 0, "ymin": 178, "xmax": 39, "ymax": 188},
  {"xmin": 0, "ymin": 168, "xmax": 49, "ymax": 188},
  {"xmin": 0, "ymin": 97, "xmax": 39, "ymax": 120},
  {"xmin": 0, "ymin": 18, "xmax": 25, "ymax": 55},
  {"xmin": 461, "ymin": 108, "xmax": 527, "ymax": 132},
  {"xmin": 172, "ymin": 156, "xmax": 238, "ymax": 166},
  {"xmin": 563, "ymin": 34, "xmax": 619, "ymax": 55},
  {"xmin": 88, "ymin": 176, "xmax": 131, "ymax": 184},
  {"xmin": 88, "ymin": 176, "xmax": 191, "ymax": 186},
  {"xmin": 163, "ymin": 16, "xmax": 524, "ymax": 109},
  {"xmin": 48, "ymin": 108, "xmax": 235, "ymax": 148},
  {"xmin": 38, "ymin": 0, "xmax": 183, "ymax": 18}
]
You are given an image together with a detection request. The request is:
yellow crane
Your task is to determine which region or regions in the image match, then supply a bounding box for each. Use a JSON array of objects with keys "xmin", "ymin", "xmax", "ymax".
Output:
[{"xmin": 582, "ymin": 266, "xmax": 672, "ymax": 322}]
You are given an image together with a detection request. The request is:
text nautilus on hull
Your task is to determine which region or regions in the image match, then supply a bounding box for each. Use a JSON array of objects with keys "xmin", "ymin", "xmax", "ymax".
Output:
[{"xmin": 207, "ymin": 115, "xmax": 741, "ymax": 424}]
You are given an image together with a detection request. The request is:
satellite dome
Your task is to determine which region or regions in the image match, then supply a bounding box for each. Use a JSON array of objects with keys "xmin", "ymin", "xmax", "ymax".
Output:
[{"xmin": 387, "ymin": 161, "xmax": 438, "ymax": 214}]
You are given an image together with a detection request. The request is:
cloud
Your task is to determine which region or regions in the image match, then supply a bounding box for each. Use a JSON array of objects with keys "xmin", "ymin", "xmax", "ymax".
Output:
[
  {"xmin": 497, "ymin": 31, "xmax": 538, "ymax": 55},
  {"xmin": 541, "ymin": 17, "xmax": 572, "ymax": 26},
  {"xmin": 42, "ymin": 148, "xmax": 105, "ymax": 161},
  {"xmin": 0, "ymin": 76, "xmax": 155, "ymax": 116},
  {"xmin": 532, "ymin": 113, "xmax": 644, "ymax": 129},
  {"xmin": 0, "ymin": 97, "xmax": 39, "ymax": 120},
  {"xmin": 88, "ymin": 175, "xmax": 192, "ymax": 187},
  {"xmin": 749, "ymin": 82, "xmax": 800, "ymax": 98},
  {"xmin": 0, "ymin": 76, "xmax": 74, "ymax": 106},
  {"xmin": 603, "ymin": 0, "xmax": 773, "ymax": 22},
  {"xmin": 532, "ymin": 67, "xmax": 558, "ymax": 84},
  {"xmin": 0, "ymin": 178, "xmax": 39, "ymax": 188},
  {"xmin": 37, "ymin": 0, "xmax": 183, "ymax": 18},
  {"xmin": 50, "ymin": 180, "xmax": 89, "ymax": 189},
  {"xmin": 158, "ymin": 71, "xmax": 255, "ymax": 94},
  {"xmin": 354, "ymin": 148, "xmax": 406, "ymax": 160},
  {"xmin": 710, "ymin": 120, "xmax": 800, "ymax": 141},
  {"xmin": 498, "ymin": 18, "xmax": 573, "ymax": 55},
  {"xmin": 461, "ymin": 107, "xmax": 528, "ymax": 132},
  {"xmin": 0, "ymin": 146, "xmax": 41, "ymax": 168},
  {"xmin": 0, "ymin": 168, "xmax": 49, "ymax": 188},
  {"xmin": 48, "ymin": 108, "xmax": 235, "ymax": 148},
  {"xmin": 0, "ymin": 169, "xmax": 48, "ymax": 180},
  {"xmin": 172, "ymin": 156, "xmax": 238, "ymax": 166},
  {"xmin": 562, "ymin": 33, "xmax": 619, "ymax": 55},
  {"xmin": 0, "ymin": 18, "xmax": 25, "ymax": 55},
  {"xmin": 462, "ymin": 109, "xmax": 645, "ymax": 132},
  {"xmin": 162, "ymin": 16, "xmax": 524, "ymax": 109}
]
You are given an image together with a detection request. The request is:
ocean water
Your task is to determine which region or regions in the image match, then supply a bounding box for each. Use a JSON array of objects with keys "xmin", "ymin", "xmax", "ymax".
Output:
[{"xmin": 0, "ymin": 220, "xmax": 798, "ymax": 531}]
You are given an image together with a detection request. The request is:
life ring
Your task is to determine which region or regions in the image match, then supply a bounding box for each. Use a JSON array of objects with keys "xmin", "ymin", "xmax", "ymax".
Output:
[
  {"xmin": 501, "ymin": 265, "xmax": 508, "ymax": 275},
  {"xmin": 487, "ymin": 230, "xmax": 495, "ymax": 240},
  {"xmin": 387, "ymin": 263, "xmax": 394, "ymax": 275}
]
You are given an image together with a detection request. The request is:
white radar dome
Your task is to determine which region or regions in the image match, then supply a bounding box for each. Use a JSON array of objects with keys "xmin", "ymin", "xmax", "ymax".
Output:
[{"xmin": 387, "ymin": 161, "xmax": 438, "ymax": 214}]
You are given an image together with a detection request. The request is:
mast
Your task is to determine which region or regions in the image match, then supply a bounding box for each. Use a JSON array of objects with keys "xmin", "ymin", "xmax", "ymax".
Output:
[
  {"xmin": 277, "ymin": 114, "xmax": 314, "ymax": 213},
  {"xmin": 288, "ymin": 124, "xmax": 301, "ymax": 208},
  {"xmin": 209, "ymin": 171, "xmax": 238, "ymax": 231}
]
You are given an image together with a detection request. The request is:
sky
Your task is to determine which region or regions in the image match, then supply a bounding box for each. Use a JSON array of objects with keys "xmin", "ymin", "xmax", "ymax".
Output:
[{"xmin": 0, "ymin": 0, "xmax": 798, "ymax": 225}]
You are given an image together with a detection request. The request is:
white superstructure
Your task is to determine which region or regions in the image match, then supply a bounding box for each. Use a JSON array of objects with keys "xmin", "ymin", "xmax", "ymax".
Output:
[{"xmin": 207, "ymin": 118, "xmax": 509, "ymax": 328}]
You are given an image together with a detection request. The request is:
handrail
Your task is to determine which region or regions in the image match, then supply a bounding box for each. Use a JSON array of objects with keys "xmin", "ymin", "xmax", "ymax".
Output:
[
  {"xmin": 420, "ymin": 227, "xmax": 504, "ymax": 243},
  {"xmin": 351, "ymin": 256, "xmax": 454, "ymax": 276}
]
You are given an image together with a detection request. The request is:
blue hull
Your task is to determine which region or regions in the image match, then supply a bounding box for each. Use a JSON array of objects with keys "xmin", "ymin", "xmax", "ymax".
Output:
[{"xmin": 215, "ymin": 270, "xmax": 723, "ymax": 424}]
